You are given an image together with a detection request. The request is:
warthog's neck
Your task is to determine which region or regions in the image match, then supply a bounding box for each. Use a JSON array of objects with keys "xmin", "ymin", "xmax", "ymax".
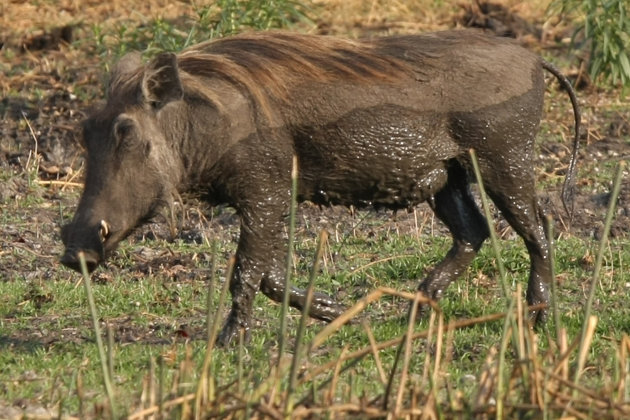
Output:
[{"xmin": 175, "ymin": 92, "xmax": 257, "ymax": 193}]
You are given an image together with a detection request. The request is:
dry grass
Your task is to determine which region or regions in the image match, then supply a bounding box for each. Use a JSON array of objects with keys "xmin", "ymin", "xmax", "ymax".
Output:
[
  {"xmin": 311, "ymin": 0, "xmax": 555, "ymax": 35},
  {"xmin": 123, "ymin": 291, "xmax": 630, "ymax": 419}
]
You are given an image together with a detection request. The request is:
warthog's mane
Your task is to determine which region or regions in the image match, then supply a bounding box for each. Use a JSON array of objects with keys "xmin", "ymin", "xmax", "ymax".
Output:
[
  {"xmin": 107, "ymin": 31, "xmax": 509, "ymax": 119},
  {"xmin": 153, "ymin": 31, "xmax": 477, "ymax": 118},
  {"xmin": 175, "ymin": 31, "xmax": 415, "ymax": 111}
]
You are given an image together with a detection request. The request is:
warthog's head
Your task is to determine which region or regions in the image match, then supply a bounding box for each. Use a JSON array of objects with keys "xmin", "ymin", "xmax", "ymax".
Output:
[{"xmin": 61, "ymin": 52, "xmax": 184, "ymax": 272}]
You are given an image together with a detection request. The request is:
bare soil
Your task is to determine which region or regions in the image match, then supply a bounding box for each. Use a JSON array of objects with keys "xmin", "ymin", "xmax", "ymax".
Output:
[{"xmin": 0, "ymin": 0, "xmax": 628, "ymax": 415}]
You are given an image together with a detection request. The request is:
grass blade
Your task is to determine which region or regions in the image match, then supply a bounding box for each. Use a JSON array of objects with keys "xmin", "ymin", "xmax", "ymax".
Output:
[
  {"xmin": 286, "ymin": 229, "xmax": 328, "ymax": 415},
  {"xmin": 469, "ymin": 148, "xmax": 524, "ymax": 376},
  {"xmin": 468, "ymin": 149, "xmax": 509, "ymax": 300},
  {"xmin": 279, "ymin": 155, "xmax": 299, "ymax": 360},
  {"xmin": 78, "ymin": 252, "xmax": 116, "ymax": 418},
  {"xmin": 195, "ymin": 256, "xmax": 235, "ymax": 418},
  {"xmin": 394, "ymin": 293, "xmax": 422, "ymax": 415},
  {"xmin": 206, "ymin": 240, "xmax": 218, "ymax": 341},
  {"xmin": 546, "ymin": 215, "xmax": 562, "ymax": 341},
  {"xmin": 497, "ymin": 294, "xmax": 517, "ymax": 420},
  {"xmin": 575, "ymin": 161, "xmax": 625, "ymax": 385}
]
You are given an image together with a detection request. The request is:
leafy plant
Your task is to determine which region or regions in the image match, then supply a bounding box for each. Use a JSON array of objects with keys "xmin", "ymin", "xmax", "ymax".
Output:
[
  {"xmin": 93, "ymin": 0, "xmax": 312, "ymax": 62},
  {"xmin": 550, "ymin": 0, "xmax": 630, "ymax": 91},
  {"xmin": 196, "ymin": 0, "xmax": 311, "ymax": 38}
]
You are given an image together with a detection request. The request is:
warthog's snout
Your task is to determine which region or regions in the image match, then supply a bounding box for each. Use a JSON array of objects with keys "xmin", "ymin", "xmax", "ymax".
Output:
[
  {"xmin": 60, "ymin": 220, "xmax": 110, "ymax": 273},
  {"xmin": 60, "ymin": 248, "xmax": 101, "ymax": 273}
]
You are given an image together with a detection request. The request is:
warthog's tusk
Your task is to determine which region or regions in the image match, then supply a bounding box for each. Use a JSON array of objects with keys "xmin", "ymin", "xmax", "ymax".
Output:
[{"xmin": 99, "ymin": 220, "xmax": 110, "ymax": 242}]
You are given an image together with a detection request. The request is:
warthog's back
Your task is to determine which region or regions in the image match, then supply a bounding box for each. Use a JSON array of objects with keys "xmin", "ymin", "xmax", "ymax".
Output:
[{"xmin": 178, "ymin": 30, "xmax": 543, "ymax": 119}]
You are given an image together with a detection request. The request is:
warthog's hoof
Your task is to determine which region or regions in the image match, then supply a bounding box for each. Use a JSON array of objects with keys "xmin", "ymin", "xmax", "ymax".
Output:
[
  {"xmin": 305, "ymin": 291, "xmax": 346, "ymax": 322},
  {"xmin": 216, "ymin": 310, "xmax": 251, "ymax": 347},
  {"xmin": 528, "ymin": 304, "xmax": 549, "ymax": 329}
]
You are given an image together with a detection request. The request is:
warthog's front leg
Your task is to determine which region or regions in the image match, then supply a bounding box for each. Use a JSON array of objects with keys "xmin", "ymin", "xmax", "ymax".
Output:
[{"xmin": 216, "ymin": 201, "xmax": 343, "ymax": 347}]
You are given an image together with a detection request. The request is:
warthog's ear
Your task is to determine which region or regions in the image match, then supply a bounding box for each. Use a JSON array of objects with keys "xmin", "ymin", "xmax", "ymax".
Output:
[{"xmin": 142, "ymin": 52, "xmax": 184, "ymax": 109}]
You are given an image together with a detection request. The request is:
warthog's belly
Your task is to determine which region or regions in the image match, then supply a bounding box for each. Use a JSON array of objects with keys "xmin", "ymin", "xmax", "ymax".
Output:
[{"xmin": 293, "ymin": 105, "xmax": 460, "ymax": 210}]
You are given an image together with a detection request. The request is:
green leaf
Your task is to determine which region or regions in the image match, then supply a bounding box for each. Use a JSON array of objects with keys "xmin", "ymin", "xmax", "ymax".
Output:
[{"xmin": 619, "ymin": 52, "xmax": 630, "ymax": 78}]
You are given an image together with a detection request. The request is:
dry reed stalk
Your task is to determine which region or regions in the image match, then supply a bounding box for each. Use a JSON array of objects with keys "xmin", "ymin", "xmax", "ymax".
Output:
[
  {"xmin": 432, "ymin": 313, "xmax": 444, "ymax": 388},
  {"xmin": 279, "ymin": 156, "xmax": 300, "ymax": 360},
  {"xmin": 574, "ymin": 315, "xmax": 598, "ymax": 385},
  {"xmin": 546, "ymin": 371, "xmax": 623, "ymax": 405},
  {"xmin": 428, "ymin": 312, "xmax": 445, "ymax": 420},
  {"xmin": 442, "ymin": 321, "xmax": 457, "ymax": 412},
  {"xmin": 309, "ymin": 287, "xmax": 433, "ymax": 351},
  {"xmin": 255, "ymin": 400, "xmax": 284, "ymax": 419},
  {"xmin": 139, "ymin": 370, "xmax": 149, "ymax": 414},
  {"xmin": 516, "ymin": 284, "xmax": 526, "ymax": 363},
  {"xmin": 361, "ymin": 320, "xmax": 388, "ymax": 385},
  {"xmin": 36, "ymin": 179, "xmax": 84, "ymax": 188},
  {"xmin": 617, "ymin": 335, "xmax": 630, "ymax": 404},
  {"xmin": 128, "ymin": 393, "xmax": 196, "ymax": 419},
  {"xmin": 326, "ymin": 344, "xmax": 351, "ymax": 410},
  {"xmin": 383, "ymin": 340, "xmax": 404, "ymax": 411},
  {"xmin": 292, "ymin": 402, "xmax": 384, "ymax": 417},
  {"xmin": 421, "ymin": 311, "xmax": 437, "ymax": 386},
  {"xmin": 180, "ymin": 346, "xmax": 193, "ymax": 419},
  {"xmin": 496, "ymin": 295, "xmax": 517, "ymax": 420},
  {"xmin": 394, "ymin": 293, "xmax": 422, "ymax": 416},
  {"xmin": 76, "ymin": 370, "xmax": 85, "ymax": 419},
  {"xmin": 527, "ymin": 329, "xmax": 544, "ymax": 409},
  {"xmin": 418, "ymin": 395, "xmax": 436, "ymax": 420},
  {"xmin": 558, "ymin": 327, "xmax": 569, "ymax": 381},
  {"xmin": 553, "ymin": 331, "xmax": 582, "ymax": 378},
  {"xmin": 475, "ymin": 346, "xmax": 498, "ymax": 409},
  {"xmin": 301, "ymin": 307, "xmax": 538, "ymax": 386},
  {"xmin": 138, "ymin": 359, "xmax": 156, "ymax": 420}
]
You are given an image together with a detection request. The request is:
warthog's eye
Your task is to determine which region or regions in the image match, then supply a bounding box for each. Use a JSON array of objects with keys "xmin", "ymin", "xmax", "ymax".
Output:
[
  {"xmin": 99, "ymin": 220, "xmax": 111, "ymax": 243},
  {"xmin": 113, "ymin": 115, "xmax": 136, "ymax": 146}
]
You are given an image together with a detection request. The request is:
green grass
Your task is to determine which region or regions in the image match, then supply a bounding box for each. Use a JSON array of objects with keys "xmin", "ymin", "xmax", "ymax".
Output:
[{"xmin": 1, "ymin": 178, "xmax": 629, "ymax": 417}]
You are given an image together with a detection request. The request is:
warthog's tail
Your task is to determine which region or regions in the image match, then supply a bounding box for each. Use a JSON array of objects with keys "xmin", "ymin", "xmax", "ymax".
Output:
[{"xmin": 542, "ymin": 60, "xmax": 582, "ymax": 220}]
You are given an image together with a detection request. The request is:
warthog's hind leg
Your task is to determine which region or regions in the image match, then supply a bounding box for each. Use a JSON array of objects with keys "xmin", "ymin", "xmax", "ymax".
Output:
[
  {"xmin": 261, "ymin": 280, "xmax": 345, "ymax": 322},
  {"xmin": 418, "ymin": 163, "xmax": 490, "ymax": 308},
  {"xmin": 260, "ymin": 279, "xmax": 345, "ymax": 321},
  {"xmin": 485, "ymin": 182, "xmax": 552, "ymax": 326}
]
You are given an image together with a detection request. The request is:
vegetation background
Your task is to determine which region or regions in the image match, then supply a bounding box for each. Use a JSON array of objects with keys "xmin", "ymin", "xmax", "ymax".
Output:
[{"xmin": 0, "ymin": 0, "xmax": 629, "ymax": 418}]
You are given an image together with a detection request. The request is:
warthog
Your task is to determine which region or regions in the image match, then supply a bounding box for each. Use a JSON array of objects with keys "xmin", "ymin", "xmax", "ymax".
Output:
[{"xmin": 61, "ymin": 30, "xmax": 580, "ymax": 345}]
